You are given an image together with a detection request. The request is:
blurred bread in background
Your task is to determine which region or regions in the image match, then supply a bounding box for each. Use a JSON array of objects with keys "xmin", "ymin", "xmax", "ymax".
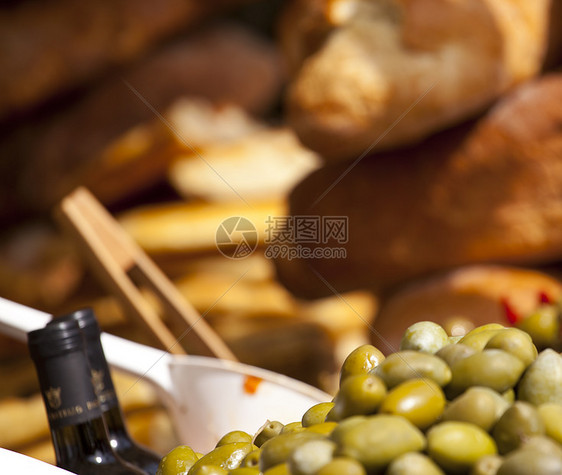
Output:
[
  {"xmin": 281, "ymin": 0, "xmax": 552, "ymax": 161},
  {"xmin": 0, "ymin": 0, "xmax": 254, "ymax": 120},
  {"xmin": 1, "ymin": 21, "xmax": 284, "ymax": 221},
  {"xmin": 371, "ymin": 265, "xmax": 562, "ymax": 354},
  {"xmin": 275, "ymin": 73, "xmax": 562, "ymax": 298}
]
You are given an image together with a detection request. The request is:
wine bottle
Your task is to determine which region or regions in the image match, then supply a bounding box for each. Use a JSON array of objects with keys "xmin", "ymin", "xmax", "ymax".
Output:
[
  {"xmin": 52, "ymin": 308, "xmax": 161, "ymax": 475},
  {"xmin": 28, "ymin": 318, "xmax": 147, "ymax": 474}
]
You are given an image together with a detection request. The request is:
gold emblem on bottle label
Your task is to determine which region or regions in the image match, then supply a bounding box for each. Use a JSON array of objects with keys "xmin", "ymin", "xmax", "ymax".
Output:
[
  {"xmin": 91, "ymin": 369, "xmax": 105, "ymax": 396},
  {"xmin": 45, "ymin": 386, "xmax": 62, "ymax": 409}
]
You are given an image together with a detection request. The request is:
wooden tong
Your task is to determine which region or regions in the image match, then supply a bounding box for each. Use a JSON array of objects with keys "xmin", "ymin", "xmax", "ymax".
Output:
[{"xmin": 55, "ymin": 187, "xmax": 237, "ymax": 361}]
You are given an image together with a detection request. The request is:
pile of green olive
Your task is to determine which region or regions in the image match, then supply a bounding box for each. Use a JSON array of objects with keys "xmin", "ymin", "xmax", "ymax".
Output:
[{"xmin": 157, "ymin": 318, "xmax": 562, "ymax": 475}]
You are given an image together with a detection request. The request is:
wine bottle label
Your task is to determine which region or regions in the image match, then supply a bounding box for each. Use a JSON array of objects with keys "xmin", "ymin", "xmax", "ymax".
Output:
[{"xmin": 38, "ymin": 352, "xmax": 103, "ymax": 429}]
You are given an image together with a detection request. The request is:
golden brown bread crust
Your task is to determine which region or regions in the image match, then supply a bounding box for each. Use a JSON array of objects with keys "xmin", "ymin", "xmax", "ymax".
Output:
[
  {"xmin": 370, "ymin": 265, "xmax": 562, "ymax": 354},
  {"xmin": 281, "ymin": 0, "xmax": 552, "ymax": 161},
  {"xmin": 274, "ymin": 73, "xmax": 562, "ymax": 299}
]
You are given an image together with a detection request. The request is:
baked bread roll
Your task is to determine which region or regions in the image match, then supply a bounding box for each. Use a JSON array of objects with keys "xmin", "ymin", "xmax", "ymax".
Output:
[
  {"xmin": 275, "ymin": 73, "xmax": 562, "ymax": 298},
  {"xmin": 281, "ymin": 0, "xmax": 552, "ymax": 161},
  {"xmin": 371, "ymin": 265, "xmax": 562, "ymax": 354}
]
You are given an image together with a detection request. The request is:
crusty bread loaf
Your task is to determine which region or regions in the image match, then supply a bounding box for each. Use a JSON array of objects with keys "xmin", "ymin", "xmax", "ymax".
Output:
[
  {"xmin": 7, "ymin": 24, "xmax": 283, "ymax": 215},
  {"xmin": 274, "ymin": 73, "xmax": 562, "ymax": 299},
  {"xmin": 280, "ymin": 0, "xmax": 552, "ymax": 161},
  {"xmin": 371, "ymin": 265, "xmax": 562, "ymax": 354}
]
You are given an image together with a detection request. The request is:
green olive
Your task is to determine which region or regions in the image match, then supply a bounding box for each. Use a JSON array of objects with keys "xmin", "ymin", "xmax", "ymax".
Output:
[
  {"xmin": 447, "ymin": 349, "xmax": 525, "ymax": 397},
  {"xmin": 436, "ymin": 344, "xmax": 477, "ymax": 368},
  {"xmin": 400, "ymin": 321, "xmax": 449, "ymax": 354},
  {"xmin": 254, "ymin": 421, "xmax": 284, "ymax": 447},
  {"xmin": 305, "ymin": 422, "xmax": 338, "ymax": 436},
  {"xmin": 331, "ymin": 414, "xmax": 426, "ymax": 473},
  {"xmin": 386, "ymin": 452, "xmax": 445, "ymax": 475},
  {"xmin": 287, "ymin": 438, "xmax": 336, "ymax": 475},
  {"xmin": 189, "ymin": 466, "xmax": 228, "ymax": 475},
  {"xmin": 517, "ymin": 349, "xmax": 562, "ymax": 405},
  {"xmin": 427, "ymin": 421, "xmax": 497, "ymax": 474},
  {"xmin": 519, "ymin": 435, "xmax": 562, "ymax": 458},
  {"xmin": 240, "ymin": 450, "xmax": 260, "ymax": 469},
  {"xmin": 228, "ymin": 469, "xmax": 260, "ymax": 475},
  {"xmin": 516, "ymin": 304, "xmax": 560, "ymax": 349},
  {"xmin": 484, "ymin": 328, "xmax": 537, "ymax": 367},
  {"xmin": 469, "ymin": 455, "xmax": 503, "ymax": 475},
  {"xmin": 302, "ymin": 402, "xmax": 335, "ymax": 427},
  {"xmin": 502, "ymin": 388, "xmax": 515, "ymax": 404},
  {"xmin": 538, "ymin": 403, "xmax": 562, "ymax": 445},
  {"xmin": 379, "ymin": 378, "xmax": 445, "ymax": 430},
  {"xmin": 327, "ymin": 373, "xmax": 387, "ymax": 421},
  {"xmin": 189, "ymin": 443, "xmax": 254, "ymax": 473},
  {"xmin": 458, "ymin": 325, "xmax": 505, "ymax": 351},
  {"xmin": 373, "ymin": 350, "xmax": 452, "ymax": 388},
  {"xmin": 216, "ymin": 431, "xmax": 253, "ymax": 447},
  {"xmin": 492, "ymin": 401, "xmax": 545, "ymax": 454},
  {"xmin": 496, "ymin": 447, "xmax": 562, "ymax": 475},
  {"xmin": 280, "ymin": 422, "xmax": 304, "ymax": 434},
  {"xmin": 259, "ymin": 430, "xmax": 323, "ymax": 471},
  {"xmin": 340, "ymin": 344, "xmax": 385, "ymax": 384},
  {"xmin": 157, "ymin": 445, "xmax": 199, "ymax": 475},
  {"xmin": 442, "ymin": 386, "xmax": 509, "ymax": 431},
  {"xmin": 314, "ymin": 457, "xmax": 366, "ymax": 475},
  {"xmin": 262, "ymin": 463, "xmax": 290, "ymax": 475}
]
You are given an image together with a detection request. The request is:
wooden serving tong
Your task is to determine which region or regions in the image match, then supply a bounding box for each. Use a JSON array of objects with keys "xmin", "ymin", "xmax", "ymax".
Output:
[{"xmin": 55, "ymin": 187, "xmax": 237, "ymax": 361}]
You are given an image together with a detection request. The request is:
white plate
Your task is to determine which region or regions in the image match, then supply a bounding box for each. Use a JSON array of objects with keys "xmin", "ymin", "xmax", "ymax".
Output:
[{"xmin": 0, "ymin": 448, "xmax": 73, "ymax": 474}]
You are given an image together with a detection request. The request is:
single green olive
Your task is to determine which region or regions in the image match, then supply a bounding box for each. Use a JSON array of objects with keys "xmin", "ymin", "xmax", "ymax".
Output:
[
  {"xmin": 340, "ymin": 344, "xmax": 385, "ymax": 384},
  {"xmin": 374, "ymin": 351, "xmax": 452, "ymax": 388},
  {"xmin": 379, "ymin": 378, "xmax": 445, "ymax": 430},
  {"xmin": 400, "ymin": 321, "xmax": 449, "ymax": 354},
  {"xmin": 442, "ymin": 386, "xmax": 509, "ymax": 432},
  {"xmin": 189, "ymin": 443, "xmax": 255, "ymax": 474},
  {"xmin": 331, "ymin": 414, "xmax": 426, "ymax": 473},
  {"xmin": 157, "ymin": 445, "xmax": 199, "ymax": 475},
  {"xmin": 302, "ymin": 402, "xmax": 334, "ymax": 427},
  {"xmin": 254, "ymin": 421, "xmax": 284, "ymax": 448},
  {"xmin": 517, "ymin": 349, "xmax": 562, "ymax": 405},
  {"xmin": 427, "ymin": 421, "xmax": 497, "ymax": 474},
  {"xmin": 516, "ymin": 304, "xmax": 560, "ymax": 349},
  {"xmin": 492, "ymin": 401, "xmax": 545, "ymax": 455},
  {"xmin": 216, "ymin": 431, "xmax": 253, "ymax": 447},
  {"xmin": 327, "ymin": 373, "xmax": 387, "ymax": 421},
  {"xmin": 446, "ymin": 349, "xmax": 525, "ymax": 397}
]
